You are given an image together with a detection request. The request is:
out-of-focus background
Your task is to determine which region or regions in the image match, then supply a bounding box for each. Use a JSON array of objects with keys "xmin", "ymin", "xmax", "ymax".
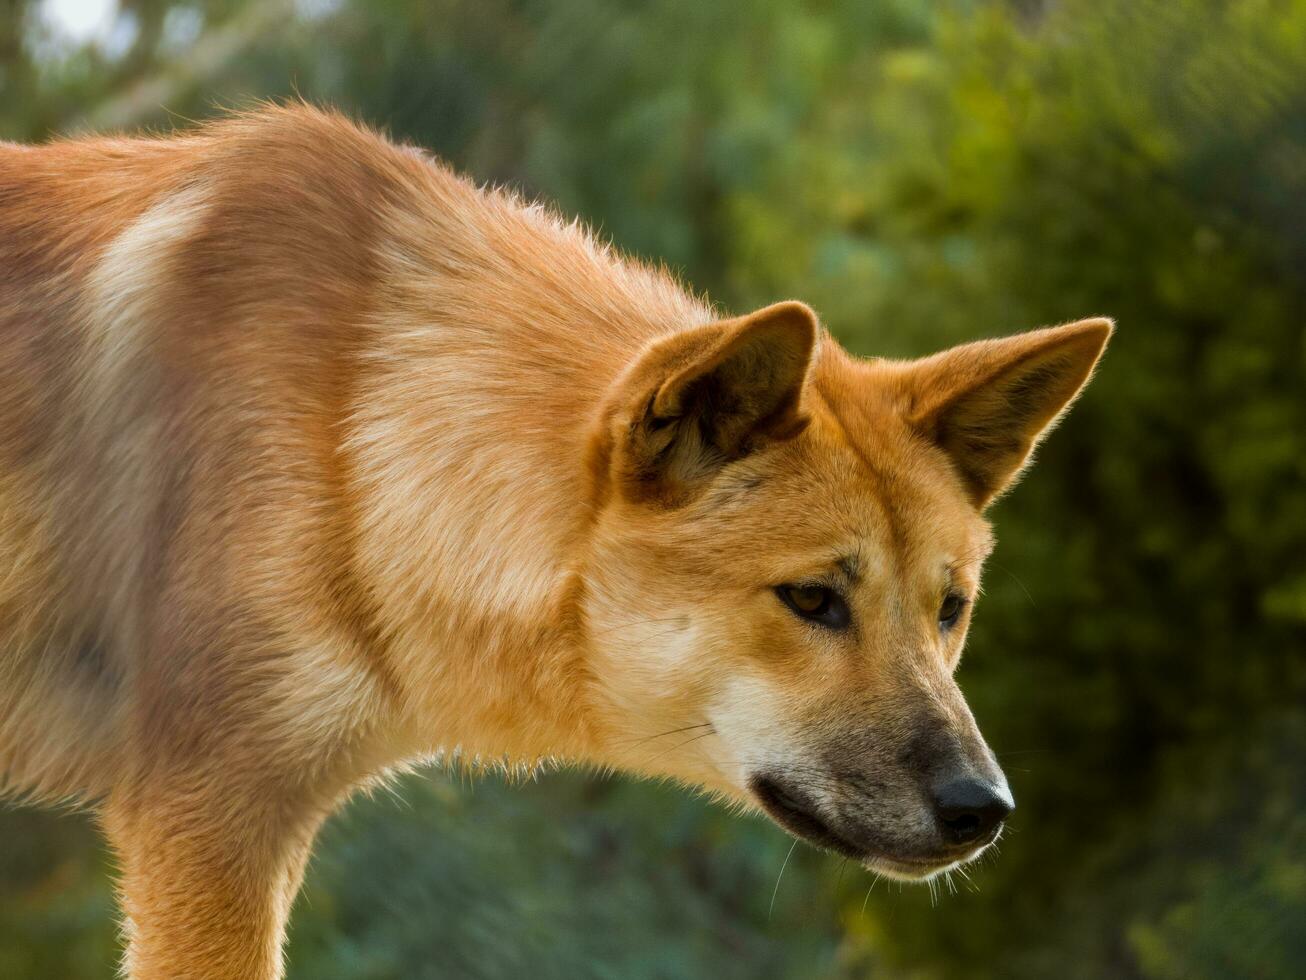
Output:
[{"xmin": 2, "ymin": 0, "xmax": 1304, "ymax": 977}]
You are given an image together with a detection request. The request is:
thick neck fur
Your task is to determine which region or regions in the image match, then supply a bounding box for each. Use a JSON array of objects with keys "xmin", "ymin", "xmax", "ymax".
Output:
[{"xmin": 343, "ymin": 127, "xmax": 713, "ymax": 766}]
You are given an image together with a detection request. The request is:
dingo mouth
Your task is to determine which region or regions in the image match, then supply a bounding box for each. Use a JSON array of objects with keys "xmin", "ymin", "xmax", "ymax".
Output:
[
  {"xmin": 750, "ymin": 774, "xmax": 994, "ymax": 880},
  {"xmin": 751, "ymin": 775, "xmax": 870, "ymax": 860}
]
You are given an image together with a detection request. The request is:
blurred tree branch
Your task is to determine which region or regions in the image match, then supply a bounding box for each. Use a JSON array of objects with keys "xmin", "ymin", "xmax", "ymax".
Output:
[
  {"xmin": 80, "ymin": 0, "xmax": 295, "ymax": 133},
  {"xmin": 0, "ymin": 0, "xmax": 39, "ymax": 135}
]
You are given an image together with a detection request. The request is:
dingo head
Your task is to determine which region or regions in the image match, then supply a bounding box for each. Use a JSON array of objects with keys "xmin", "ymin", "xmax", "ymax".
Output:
[{"xmin": 584, "ymin": 303, "xmax": 1110, "ymax": 880}]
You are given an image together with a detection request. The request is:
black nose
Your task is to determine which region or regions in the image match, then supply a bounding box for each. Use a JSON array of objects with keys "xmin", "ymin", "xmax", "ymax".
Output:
[{"xmin": 931, "ymin": 777, "xmax": 1014, "ymax": 845}]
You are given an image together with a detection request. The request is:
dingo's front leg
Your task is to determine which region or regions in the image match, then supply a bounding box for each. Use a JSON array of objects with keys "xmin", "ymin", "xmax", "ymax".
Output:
[{"xmin": 103, "ymin": 778, "xmax": 327, "ymax": 980}]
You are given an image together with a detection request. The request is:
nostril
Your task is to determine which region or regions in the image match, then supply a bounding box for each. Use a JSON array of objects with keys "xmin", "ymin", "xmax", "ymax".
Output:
[
  {"xmin": 942, "ymin": 810, "xmax": 983, "ymax": 841},
  {"xmin": 932, "ymin": 778, "xmax": 1014, "ymax": 845}
]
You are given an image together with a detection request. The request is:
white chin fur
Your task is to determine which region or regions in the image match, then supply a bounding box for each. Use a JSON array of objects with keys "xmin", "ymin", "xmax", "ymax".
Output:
[{"xmin": 863, "ymin": 854, "xmax": 963, "ymax": 882}]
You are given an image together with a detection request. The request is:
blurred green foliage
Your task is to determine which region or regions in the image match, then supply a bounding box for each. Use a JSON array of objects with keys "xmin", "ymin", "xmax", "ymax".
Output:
[{"xmin": 2, "ymin": 0, "xmax": 1304, "ymax": 976}]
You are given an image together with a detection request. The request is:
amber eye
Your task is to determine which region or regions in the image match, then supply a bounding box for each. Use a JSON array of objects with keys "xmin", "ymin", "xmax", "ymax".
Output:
[
  {"xmin": 939, "ymin": 593, "xmax": 968, "ymax": 629},
  {"xmin": 776, "ymin": 584, "xmax": 851, "ymax": 630},
  {"xmin": 788, "ymin": 586, "xmax": 826, "ymax": 613}
]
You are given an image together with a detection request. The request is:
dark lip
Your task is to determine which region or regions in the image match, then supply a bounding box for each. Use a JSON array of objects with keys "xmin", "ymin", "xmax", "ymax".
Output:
[
  {"xmin": 750, "ymin": 776, "xmax": 869, "ymax": 860},
  {"xmin": 750, "ymin": 775, "xmax": 992, "ymax": 870}
]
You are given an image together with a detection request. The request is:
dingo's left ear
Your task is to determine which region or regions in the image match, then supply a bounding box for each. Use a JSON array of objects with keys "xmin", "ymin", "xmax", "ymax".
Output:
[
  {"xmin": 903, "ymin": 318, "xmax": 1113, "ymax": 508},
  {"xmin": 605, "ymin": 301, "xmax": 818, "ymax": 507}
]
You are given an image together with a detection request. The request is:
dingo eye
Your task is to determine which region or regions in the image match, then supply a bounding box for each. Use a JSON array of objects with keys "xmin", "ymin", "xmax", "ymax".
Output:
[
  {"xmin": 776, "ymin": 584, "xmax": 850, "ymax": 629},
  {"xmin": 939, "ymin": 593, "xmax": 968, "ymax": 629}
]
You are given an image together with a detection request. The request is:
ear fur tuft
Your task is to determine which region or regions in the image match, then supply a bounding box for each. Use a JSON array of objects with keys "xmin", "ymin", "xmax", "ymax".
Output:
[
  {"xmin": 905, "ymin": 317, "xmax": 1113, "ymax": 508},
  {"xmin": 608, "ymin": 301, "xmax": 818, "ymax": 507}
]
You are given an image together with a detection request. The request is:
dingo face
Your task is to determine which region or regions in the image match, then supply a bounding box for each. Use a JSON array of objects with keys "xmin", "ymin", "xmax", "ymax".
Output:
[{"xmin": 586, "ymin": 303, "xmax": 1110, "ymax": 880}]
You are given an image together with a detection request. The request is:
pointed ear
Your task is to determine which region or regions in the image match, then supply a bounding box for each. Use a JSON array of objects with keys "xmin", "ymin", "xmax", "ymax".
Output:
[
  {"xmin": 606, "ymin": 301, "xmax": 818, "ymax": 507},
  {"xmin": 903, "ymin": 318, "xmax": 1113, "ymax": 508}
]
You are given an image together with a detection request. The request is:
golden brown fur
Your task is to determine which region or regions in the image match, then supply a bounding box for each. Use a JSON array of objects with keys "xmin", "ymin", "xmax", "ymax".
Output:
[{"xmin": 0, "ymin": 105, "xmax": 1110, "ymax": 978}]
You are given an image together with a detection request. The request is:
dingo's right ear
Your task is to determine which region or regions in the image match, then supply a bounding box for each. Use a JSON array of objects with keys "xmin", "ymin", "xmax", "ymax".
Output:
[
  {"xmin": 602, "ymin": 301, "xmax": 817, "ymax": 507},
  {"xmin": 902, "ymin": 317, "xmax": 1113, "ymax": 508}
]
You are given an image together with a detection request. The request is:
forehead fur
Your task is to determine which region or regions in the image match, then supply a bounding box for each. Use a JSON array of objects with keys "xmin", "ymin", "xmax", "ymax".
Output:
[
  {"xmin": 813, "ymin": 342, "xmax": 991, "ymax": 550},
  {"xmin": 637, "ymin": 341, "xmax": 994, "ymax": 583}
]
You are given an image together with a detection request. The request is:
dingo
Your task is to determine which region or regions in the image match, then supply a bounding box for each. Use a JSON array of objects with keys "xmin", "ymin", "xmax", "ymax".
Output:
[{"xmin": 0, "ymin": 105, "xmax": 1110, "ymax": 979}]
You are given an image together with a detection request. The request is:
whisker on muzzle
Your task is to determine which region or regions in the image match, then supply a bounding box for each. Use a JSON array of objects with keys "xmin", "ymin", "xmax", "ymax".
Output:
[
  {"xmin": 641, "ymin": 727, "xmax": 716, "ymax": 769},
  {"xmin": 768, "ymin": 839, "xmax": 799, "ymax": 922},
  {"xmin": 617, "ymin": 722, "xmax": 714, "ymax": 751}
]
